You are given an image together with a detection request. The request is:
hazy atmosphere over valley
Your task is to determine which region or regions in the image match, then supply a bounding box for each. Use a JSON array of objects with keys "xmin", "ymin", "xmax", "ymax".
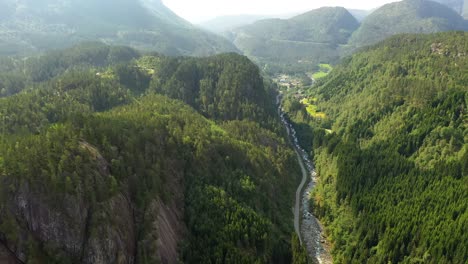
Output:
[
  {"xmin": 0, "ymin": 0, "xmax": 466, "ymax": 264},
  {"xmin": 163, "ymin": 0, "xmax": 404, "ymax": 22}
]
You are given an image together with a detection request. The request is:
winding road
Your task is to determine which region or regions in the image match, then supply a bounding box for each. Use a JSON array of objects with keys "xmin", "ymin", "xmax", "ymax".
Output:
[
  {"xmin": 280, "ymin": 106, "xmax": 308, "ymax": 244},
  {"xmin": 277, "ymin": 94, "xmax": 332, "ymax": 264},
  {"xmin": 293, "ymin": 147, "xmax": 308, "ymax": 244}
]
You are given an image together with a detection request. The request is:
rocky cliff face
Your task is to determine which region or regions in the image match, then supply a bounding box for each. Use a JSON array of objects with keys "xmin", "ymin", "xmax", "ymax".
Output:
[
  {"xmin": 82, "ymin": 194, "xmax": 136, "ymax": 264},
  {"xmin": 136, "ymin": 160, "xmax": 186, "ymax": 264},
  {"xmin": 0, "ymin": 142, "xmax": 184, "ymax": 263},
  {"xmin": 0, "ymin": 242, "xmax": 20, "ymax": 264}
]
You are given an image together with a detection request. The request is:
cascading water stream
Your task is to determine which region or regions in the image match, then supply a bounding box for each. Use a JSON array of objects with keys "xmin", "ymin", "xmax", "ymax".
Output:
[{"xmin": 277, "ymin": 94, "xmax": 332, "ymax": 264}]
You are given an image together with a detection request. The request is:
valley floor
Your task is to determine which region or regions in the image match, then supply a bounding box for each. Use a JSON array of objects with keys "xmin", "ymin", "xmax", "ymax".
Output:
[{"xmin": 278, "ymin": 94, "xmax": 332, "ymax": 263}]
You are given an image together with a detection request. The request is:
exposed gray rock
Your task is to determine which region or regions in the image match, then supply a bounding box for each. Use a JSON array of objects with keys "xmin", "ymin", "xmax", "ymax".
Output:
[
  {"xmin": 0, "ymin": 242, "xmax": 20, "ymax": 264},
  {"xmin": 13, "ymin": 183, "xmax": 89, "ymax": 259},
  {"xmin": 0, "ymin": 142, "xmax": 138, "ymax": 263},
  {"xmin": 82, "ymin": 194, "xmax": 136, "ymax": 264}
]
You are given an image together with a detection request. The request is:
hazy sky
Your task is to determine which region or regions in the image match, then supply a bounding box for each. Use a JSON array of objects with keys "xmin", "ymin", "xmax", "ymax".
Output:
[{"xmin": 162, "ymin": 0, "xmax": 401, "ymax": 23}]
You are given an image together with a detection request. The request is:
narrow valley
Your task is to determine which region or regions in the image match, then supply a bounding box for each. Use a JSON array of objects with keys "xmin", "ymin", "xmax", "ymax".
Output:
[{"xmin": 278, "ymin": 95, "xmax": 332, "ymax": 263}]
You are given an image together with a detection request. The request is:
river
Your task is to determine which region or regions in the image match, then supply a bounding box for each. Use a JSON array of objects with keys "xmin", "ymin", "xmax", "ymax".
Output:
[{"xmin": 277, "ymin": 94, "xmax": 332, "ymax": 264}]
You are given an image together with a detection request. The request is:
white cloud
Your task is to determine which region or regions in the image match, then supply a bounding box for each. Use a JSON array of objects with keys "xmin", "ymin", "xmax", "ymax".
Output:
[{"xmin": 162, "ymin": 0, "xmax": 402, "ymax": 22}]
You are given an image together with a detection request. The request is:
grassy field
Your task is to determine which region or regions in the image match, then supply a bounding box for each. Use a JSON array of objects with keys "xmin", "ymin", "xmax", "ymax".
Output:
[
  {"xmin": 312, "ymin": 71, "xmax": 328, "ymax": 79},
  {"xmin": 318, "ymin": 63, "xmax": 332, "ymax": 71},
  {"xmin": 300, "ymin": 98, "xmax": 327, "ymax": 119},
  {"xmin": 311, "ymin": 63, "xmax": 333, "ymax": 80}
]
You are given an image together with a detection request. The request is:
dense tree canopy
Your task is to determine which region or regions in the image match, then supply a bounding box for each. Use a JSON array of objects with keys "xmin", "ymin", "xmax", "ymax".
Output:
[
  {"xmin": 0, "ymin": 44, "xmax": 300, "ymax": 263},
  {"xmin": 349, "ymin": 0, "xmax": 467, "ymax": 47},
  {"xmin": 0, "ymin": 0, "xmax": 237, "ymax": 56},
  {"xmin": 283, "ymin": 32, "xmax": 467, "ymax": 263}
]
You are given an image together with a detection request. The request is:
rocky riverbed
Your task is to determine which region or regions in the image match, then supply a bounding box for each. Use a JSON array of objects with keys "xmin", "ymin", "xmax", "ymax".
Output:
[{"xmin": 277, "ymin": 94, "xmax": 332, "ymax": 264}]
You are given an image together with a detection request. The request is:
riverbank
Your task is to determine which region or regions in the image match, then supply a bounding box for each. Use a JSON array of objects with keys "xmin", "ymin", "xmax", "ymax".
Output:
[{"xmin": 277, "ymin": 94, "xmax": 332, "ymax": 264}]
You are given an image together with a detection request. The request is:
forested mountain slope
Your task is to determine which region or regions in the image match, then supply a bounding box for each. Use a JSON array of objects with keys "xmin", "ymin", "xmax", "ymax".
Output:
[
  {"xmin": 140, "ymin": 0, "xmax": 193, "ymax": 28},
  {"xmin": 0, "ymin": 0, "xmax": 237, "ymax": 56},
  {"xmin": 226, "ymin": 0, "xmax": 468, "ymax": 73},
  {"xmin": 285, "ymin": 32, "xmax": 467, "ymax": 263},
  {"xmin": 227, "ymin": 7, "xmax": 359, "ymax": 72},
  {"xmin": 0, "ymin": 42, "xmax": 140, "ymax": 97},
  {"xmin": 0, "ymin": 44, "xmax": 300, "ymax": 263},
  {"xmin": 349, "ymin": 0, "xmax": 467, "ymax": 47}
]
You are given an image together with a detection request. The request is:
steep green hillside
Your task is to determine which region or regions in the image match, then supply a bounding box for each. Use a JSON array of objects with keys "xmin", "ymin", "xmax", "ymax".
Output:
[
  {"xmin": 224, "ymin": 0, "xmax": 468, "ymax": 74},
  {"xmin": 0, "ymin": 0, "xmax": 237, "ymax": 56},
  {"xmin": 140, "ymin": 0, "xmax": 193, "ymax": 28},
  {"xmin": 289, "ymin": 7, "xmax": 360, "ymax": 44},
  {"xmin": 145, "ymin": 53, "xmax": 278, "ymax": 128},
  {"xmin": 228, "ymin": 7, "xmax": 359, "ymax": 73},
  {"xmin": 0, "ymin": 42, "xmax": 140, "ymax": 97},
  {"xmin": 350, "ymin": 0, "xmax": 467, "ymax": 47},
  {"xmin": 233, "ymin": 7, "xmax": 359, "ymax": 44},
  {"xmin": 285, "ymin": 32, "xmax": 467, "ymax": 263},
  {"xmin": 0, "ymin": 44, "xmax": 299, "ymax": 263}
]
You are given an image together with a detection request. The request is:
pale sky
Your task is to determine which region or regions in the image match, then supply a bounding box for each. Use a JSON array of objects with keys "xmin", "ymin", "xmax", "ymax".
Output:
[{"xmin": 162, "ymin": 0, "xmax": 402, "ymax": 23}]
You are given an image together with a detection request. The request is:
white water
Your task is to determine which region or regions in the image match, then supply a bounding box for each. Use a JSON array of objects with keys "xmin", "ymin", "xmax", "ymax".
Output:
[{"xmin": 277, "ymin": 95, "xmax": 332, "ymax": 264}]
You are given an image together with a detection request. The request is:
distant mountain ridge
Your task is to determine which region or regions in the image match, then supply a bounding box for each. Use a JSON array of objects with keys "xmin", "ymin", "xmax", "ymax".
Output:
[
  {"xmin": 432, "ymin": 0, "xmax": 465, "ymax": 13},
  {"xmin": 199, "ymin": 15, "xmax": 273, "ymax": 33},
  {"xmin": 227, "ymin": 0, "xmax": 467, "ymax": 72},
  {"xmin": 226, "ymin": 7, "xmax": 360, "ymax": 72},
  {"xmin": 0, "ymin": 0, "xmax": 237, "ymax": 56},
  {"xmin": 140, "ymin": 0, "xmax": 192, "ymax": 28},
  {"xmin": 198, "ymin": 13, "xmax": 299, "ymax": 33},
  {"xmin": 289, "ymin": 7, "xmax": 360, "ymax": 43},
  {"xmin": 350, "ymin": 0, "xmax": 467, "ymax": 47},
  {"xmin": 347, "ymin": 9, "xmax": 371, "ymax": 21}
]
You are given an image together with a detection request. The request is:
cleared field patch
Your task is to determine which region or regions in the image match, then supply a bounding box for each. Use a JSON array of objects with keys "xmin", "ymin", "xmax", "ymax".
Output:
[
  {"xmin": 300, "ymin": 98, "xmax": 327, "ymax": 119},
  {"xmin": 311, "ymin": 63, "xmax": 333, "ymax": 80},
  {"xmin": 318, "ymin": 63, "xmax": 332, "ymax": 71},
  {"xmin": 312, "ymin": 71, "xmax": 328, "ymax": 80}
]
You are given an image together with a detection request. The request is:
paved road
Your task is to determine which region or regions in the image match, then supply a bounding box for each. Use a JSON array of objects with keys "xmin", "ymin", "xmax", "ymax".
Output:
[
  {"xmin": 277, "ymin": 94, "xmax": 307, "ymax": 244},
  {"xmin": 293, "ymin": 142, "xmax": 309, "ymax": 244},
  {"xmin": 277, "ymin": 94, "xmax": 332, "ymax": 263}
]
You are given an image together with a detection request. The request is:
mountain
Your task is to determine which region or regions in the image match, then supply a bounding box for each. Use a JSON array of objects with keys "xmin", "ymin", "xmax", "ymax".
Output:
[
  {"xmin": 432, "ymin": 0, "xmax": 465, "ymax": 13},
  {"xmin": 140, "ymin": 0, "xmax": 192, "ymax": 28},
  {"xmin": 283, "ymin": 31, "xmax": 467, "ymax": 263},
  {"xmin": 199, "ymin": 15, "xmax": 272, "ymax": 33},
  {"xmin": 0, "ymin": 0, "xmax": 237, "ymax": 56},
  {"xmin": 199, "ymin": 13, "xmax": 298, "ymax": 33},
  {"xmin": 221, "ymin": 0, "xmax": 467, "ymax": 74},
  {"xmin": 0, "ymin": 43, "xmax": 299, "ymax": 263},
  {"xmin": 349, "ymin": 0, "xmax": 467, "ymax": 47},
  {"xmin": 228, "ymin": 7, "xmax": 360, "ymax": 73},
  {"xmin": 288, "ymin": 7, "xmax": 360, "ymax": 43},
  {"xmin": 347, "ymin": 9, "xmax": 371, "ymax": 21}
]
